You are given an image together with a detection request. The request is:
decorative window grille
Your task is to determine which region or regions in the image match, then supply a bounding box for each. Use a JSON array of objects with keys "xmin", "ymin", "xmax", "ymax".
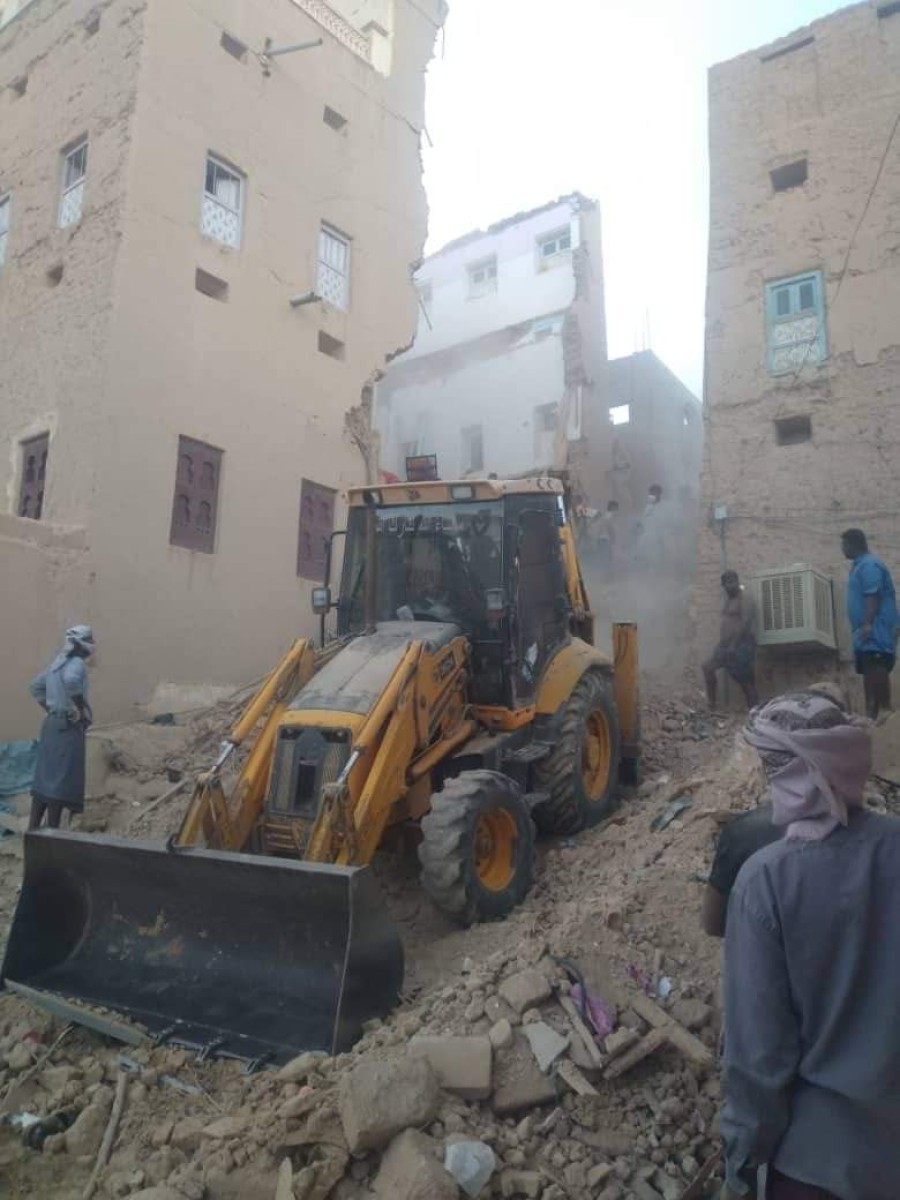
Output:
[
  {"xmin": 201, "ymin": 156, "xmax": 243, "ymax": 248},
  {"xmin": 317, "ymin": 225, "xmax": 351, "ymax": 309}
]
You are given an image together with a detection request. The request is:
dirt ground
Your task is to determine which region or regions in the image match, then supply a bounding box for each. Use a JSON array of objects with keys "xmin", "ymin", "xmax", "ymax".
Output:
[
  {"xmin": 0, "ymin": 683, "xmax": 751, "ymax": 1198},
  {"xmin": 3, "ymin": 681, "xmax": 889, "ymax": 1199}
]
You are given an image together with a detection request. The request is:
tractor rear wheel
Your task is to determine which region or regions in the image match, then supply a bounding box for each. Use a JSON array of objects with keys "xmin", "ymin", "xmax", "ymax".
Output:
[
  {"xmin": 419, "ymin": 770, "xmax": 534, "ymax": 926},
  {"xmin": 533, "ymin": 670, "xmax": 620, "ymax": 835}
]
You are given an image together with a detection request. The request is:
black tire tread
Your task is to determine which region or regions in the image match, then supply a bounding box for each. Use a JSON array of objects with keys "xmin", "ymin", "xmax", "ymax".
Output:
[
  {"xmin": 533, "ymin": 670, "xmax": 620, "ymax": 835},
  {"xmin": 419, "ymin": 770, "xmax": 534, "ymax": 926}
]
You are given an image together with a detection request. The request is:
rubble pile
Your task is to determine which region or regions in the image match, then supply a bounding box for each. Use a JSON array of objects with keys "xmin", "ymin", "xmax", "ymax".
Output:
[
  {"xmin": 9, "ymin": 691, "xmax": 895, "ymax": 1199},
  {"xmin": 0, "ymin": 942, "xmax": 724, "ymax": 1200}
]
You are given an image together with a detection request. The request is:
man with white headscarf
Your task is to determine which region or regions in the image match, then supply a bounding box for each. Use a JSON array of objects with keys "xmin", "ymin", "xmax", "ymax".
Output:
[
  {"xmin": 28, "ymin": 624, "xmax": 95, "ymax": 830},
  {"xmin": 719, "ymin": 691, "xmax": 900, "ymax": 1199}
]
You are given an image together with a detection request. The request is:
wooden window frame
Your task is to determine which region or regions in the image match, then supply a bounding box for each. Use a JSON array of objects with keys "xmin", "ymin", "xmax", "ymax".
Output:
[
  {"xmin": 18, "ymin": 432, "xmax": 49, "ymax": 520},
  {"xmin": 765, "ymin": 269, "xmax": 827, "ymax": 376},
  {"xmin": 297, "ymin": 478, "xmax": 337, "ymax": 581},
  {"xmin": 169, "ymin": 435, "xmax": 222, "ymax": 554}
]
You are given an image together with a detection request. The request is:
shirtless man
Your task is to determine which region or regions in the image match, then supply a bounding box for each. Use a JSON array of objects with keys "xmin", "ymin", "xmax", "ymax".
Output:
[{"xmin": 702, "ymin": 570, "xmax": 759, "ymax": 710}]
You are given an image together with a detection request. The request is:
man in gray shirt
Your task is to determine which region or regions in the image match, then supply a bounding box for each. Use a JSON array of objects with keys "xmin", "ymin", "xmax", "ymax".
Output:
[{"xmin": 721, "ymin": 693, "xmax": 899, "ymax": 1198}]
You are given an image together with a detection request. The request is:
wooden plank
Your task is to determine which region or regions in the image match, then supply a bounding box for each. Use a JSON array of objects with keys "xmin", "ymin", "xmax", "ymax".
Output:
[
  {"xmin": 557, "ymin": 994, "xmax": 606, "ymax": 1069},
  {"xmin": 603, "ymin": 1027, "xmax": 668, "ymax": 1080},
  {"xmin": 628, "ymin": 991, "xmax": 714, "ymax": 1071},
  {"xmin": 678, "ymin": 1148, "xmax": 723, "ymax": 1200},
  {"xmin": 556, "ymin": 1058, "xmax": 599, "ymax": 1096}
]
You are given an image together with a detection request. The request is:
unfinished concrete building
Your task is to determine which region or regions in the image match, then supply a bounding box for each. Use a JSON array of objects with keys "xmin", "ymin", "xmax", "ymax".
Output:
[
  {"xmin": 582, "ymin": 349, "xmax": 701, "ymax": 523},
  {"xmin": 696, "ymin": 1, "xmax": 900, "ymax": 695},
  {"xmin": 374, "ymin": 195, "xmax": 608, "ymax": 483},
  {"xmin": 0, "ymin": 0, "xmax": 445, "ymax": 736}
]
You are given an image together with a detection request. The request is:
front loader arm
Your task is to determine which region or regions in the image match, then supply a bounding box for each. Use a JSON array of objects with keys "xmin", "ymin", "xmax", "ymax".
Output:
[
  {"xmin": 305, "ymin": 633, "xmax": 474, "ymax": 867},
  {"xmin": 304, "ymin": 641, "xmax": 423, "ymax": 865},
  {"xmin": 176, "ymin": 637, "xmax": 323, "ymax": 850}
]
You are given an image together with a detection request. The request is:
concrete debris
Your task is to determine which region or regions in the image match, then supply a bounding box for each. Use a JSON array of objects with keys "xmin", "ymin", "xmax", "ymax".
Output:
[
  {"xmin": 497, "ymin": 969, "xmax": 552, "ymax": 1015},
  {"xmin": 0, "ymin": 691, "xmax": 742, "ymax": 1198},
  {"xmin": 373, "ymin": 1129, "xmax": 458, "ymax": 1200},
  {"xmin": 6, "ymin": 1041, "xmax": 36, "ymax": 1072},
  {"xmin": 275, "ymin": 1158, "xmax": 294, "ymax": 1200},
  {"xmin": 554, "ymin": 1058, "xmax": 598, "ymax": 1096},
  {"xmin": 490, "ymin": 1033, "xmax": 559, "ymax": 1116},
  {"xmin": 670, "ymin": 998, "xmax": 712, "ymax": 1032},
  {"xmin": 409, "ymin": 1036, "xmax": 493, "ymax": 1100},
  {"xmin": 201, "ymin": 1114, "xmax": 248, "ymax": 1140},
  {"xmin": 443, "ymin": 1139, "xmax": 496, "ymax": 1197},
  {"xmin": 339, "ymin": 1055, "xmax": 440, "ymax": 1153},
  {"xmin": 604, "ymin": 1026, "xmax": 639, "ymax": 1059},
  {"xmin": 522, "ymin": 1022, "xmax": 569, "ymax": 1074},
  {"xmin": 498, "ymin": 1169, "xmax": 543, "ymax": 1198},
  {"xmin": 488, "ymin": 1019, "xmax": 514, "ymax": 1050},
  {"xmin": 278, "ymin": 1050, "xmax": 329, "ymax": 1083},
  {"xmin": 63, "ymin": 1097, "xmax": 112, "ymax": 1157}
]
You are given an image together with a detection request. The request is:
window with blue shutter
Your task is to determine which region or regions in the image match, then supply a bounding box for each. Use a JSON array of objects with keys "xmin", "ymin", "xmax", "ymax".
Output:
[{"xmin": 765, "ymin": 270, "xmax": 827, "ymax": 375}]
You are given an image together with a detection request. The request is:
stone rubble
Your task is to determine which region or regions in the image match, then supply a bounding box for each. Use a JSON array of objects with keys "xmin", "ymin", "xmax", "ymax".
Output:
[{"xmin": 3, "ymin": 692, "xmax": 855, "ymax": 1199}]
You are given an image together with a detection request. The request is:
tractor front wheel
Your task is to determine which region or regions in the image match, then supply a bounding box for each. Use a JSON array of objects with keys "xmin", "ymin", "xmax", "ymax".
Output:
[
  {"xmin": 533, "ymin": 670, "xmax": 620, "ymax": 835},
  {"xmin": 419, "ymin": 770, "xmax": 534, "ymax": 926}
]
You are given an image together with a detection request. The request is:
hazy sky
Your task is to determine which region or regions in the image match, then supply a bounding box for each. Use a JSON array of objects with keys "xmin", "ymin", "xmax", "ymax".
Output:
[{"xmin": 421, "ymin": 0, "xmax": 846, "ymax": 397}]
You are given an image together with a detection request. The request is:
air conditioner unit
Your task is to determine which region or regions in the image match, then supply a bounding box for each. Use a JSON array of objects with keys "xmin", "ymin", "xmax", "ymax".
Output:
[{"xmin": 751, "ymin": 564, "xmax": 836, "ymax": 650}]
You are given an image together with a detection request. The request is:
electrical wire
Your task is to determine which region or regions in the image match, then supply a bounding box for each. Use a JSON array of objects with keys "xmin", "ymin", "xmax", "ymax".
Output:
[{"xmin": 781, "ymin": 105, "xmax": 900, "ymax": 389}]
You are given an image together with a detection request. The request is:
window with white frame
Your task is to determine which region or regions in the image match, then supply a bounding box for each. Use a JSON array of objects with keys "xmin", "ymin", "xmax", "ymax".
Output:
[
  {"xmin": 58, "ymin": 140, "xmax": 88, "ymax": 228},
  {"xmin": 765, "ymin": 270, "xmax": 827, "ymax": 375},
  {"xmin": 317, "ymin": 225, "xmax": 351, "ymax": 309},
  {"xmin": 0, "ymin": 194, "xmax": 9, "ymax": 271},
  {"xmin": 201, "ymin": 155, "xmax": 243, "ymax": 249},
  {"xmin": 467, "ymin": 257, "xmax": 497, "ymax": 299},
  {"xmin": 537, "ymin": 227, "xmax": 572, "ymax": 266}
]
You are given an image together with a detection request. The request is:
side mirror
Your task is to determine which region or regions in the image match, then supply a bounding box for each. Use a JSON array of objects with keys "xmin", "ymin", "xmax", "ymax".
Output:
[{"xmin": 311, "ymin": 586, "xmax": 332, "ymax": 616}]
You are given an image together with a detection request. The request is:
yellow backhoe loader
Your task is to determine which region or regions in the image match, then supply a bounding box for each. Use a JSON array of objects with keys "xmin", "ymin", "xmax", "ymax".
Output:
[{"xmin": 2, "ymin": 474, "xmax": 638, "ymax": 1066}]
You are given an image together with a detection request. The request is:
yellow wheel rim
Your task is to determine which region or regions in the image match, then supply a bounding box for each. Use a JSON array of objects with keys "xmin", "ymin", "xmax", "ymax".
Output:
[
  {"xmin": 474, "ymin": 808, "xmax": 517, "ymax": 891},
  {"xmin": 582, "ymin": 709, "xmax": 612, "ymax": 801}
]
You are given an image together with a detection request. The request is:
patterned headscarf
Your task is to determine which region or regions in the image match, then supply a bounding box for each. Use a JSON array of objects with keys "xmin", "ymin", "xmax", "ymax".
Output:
[{"xmin": 744, "ymin": 691, "xmax": 871, "ymax": 842}]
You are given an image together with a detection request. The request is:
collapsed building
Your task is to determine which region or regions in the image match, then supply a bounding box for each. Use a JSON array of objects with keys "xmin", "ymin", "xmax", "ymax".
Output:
[
  {"xmin": 695, "ymin": 1, "xmax": 900, "ymax": 696},
  {"xmin": 0, "ymin": 0, "xmax": 445, "ymax": 737},
  {"xmin": 374, "ymin": 194, "xmax": 609, "ymax": 484},
  {"xmin": 375, "ymin": 200, "xmax": 701, "ymax": 564},
  {"xmin": 580, "ymin": 349, "xmax": 702, "ymax": 543}
]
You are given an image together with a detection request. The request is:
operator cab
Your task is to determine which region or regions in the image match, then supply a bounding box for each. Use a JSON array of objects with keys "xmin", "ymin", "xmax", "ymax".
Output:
[{"xmin": 333, "ymin": 478, "xmax": 573, "ymax": 708}]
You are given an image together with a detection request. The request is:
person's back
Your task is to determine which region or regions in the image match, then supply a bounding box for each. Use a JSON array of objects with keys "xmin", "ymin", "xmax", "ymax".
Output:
[{"xmin": 723, "ymin": 810, "xmax": 900, "ymax": 1198}]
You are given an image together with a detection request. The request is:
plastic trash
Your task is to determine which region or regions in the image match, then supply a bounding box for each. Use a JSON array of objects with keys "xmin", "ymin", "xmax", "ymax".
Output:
[
  {"xmin": 0, "ymin": 739, "xmax": 38, "ymax": 798},
  {"xmin": 571, "ymin": 984, "xmax": 614, "ymax": 1039},
  {"xmin": 650, "ymin": 794, "xmax": 693, "ymax": 832},
  {"xmin": 444, "ymin": 1140, "xmax": 497, "ymax": 1197},
  {"xmin": 1, "ymin": 1112, "xmax": 40, "ymax": 1132},
  {"xmin": 627, "ymin": 963, "xmax": 654, "ymax": 994},
  {"xmin": 657, "ymin": 976, "xmax": 674, "ymax": 1000}
]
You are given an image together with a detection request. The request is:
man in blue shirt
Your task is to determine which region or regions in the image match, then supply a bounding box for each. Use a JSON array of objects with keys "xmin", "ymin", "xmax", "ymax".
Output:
[{"xmin": 842, "ymin": 528, "xmax": 898, "ymax": 719}]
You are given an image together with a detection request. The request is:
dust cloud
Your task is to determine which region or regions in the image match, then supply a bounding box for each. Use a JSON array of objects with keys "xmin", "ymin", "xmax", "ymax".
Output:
[{"xmin": 577, "ymin": 494, "xmax": 700, "ymax": 691}]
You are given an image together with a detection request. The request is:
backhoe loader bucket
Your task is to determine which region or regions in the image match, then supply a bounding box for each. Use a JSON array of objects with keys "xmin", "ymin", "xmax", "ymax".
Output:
[{"xmin": 1, "ymin": 830, "xmax": 403, "ymax": 1064}]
